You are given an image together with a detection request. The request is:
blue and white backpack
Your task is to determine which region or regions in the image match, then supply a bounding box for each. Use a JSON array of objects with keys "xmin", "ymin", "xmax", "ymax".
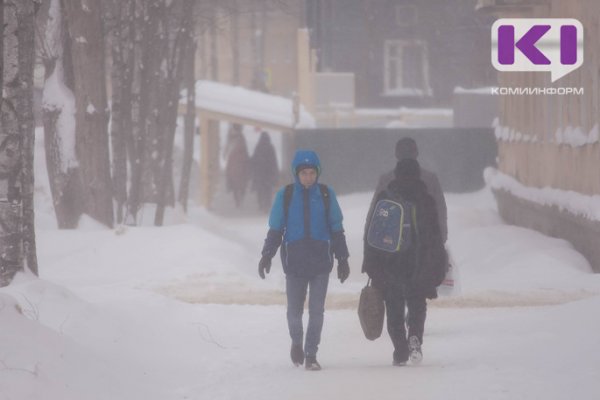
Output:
[{"xmin": 367, "ymin": 195, "xmax": 417, "ymax": 253}]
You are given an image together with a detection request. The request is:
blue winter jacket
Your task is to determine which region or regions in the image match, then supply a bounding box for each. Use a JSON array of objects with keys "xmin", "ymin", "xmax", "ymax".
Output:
[{"xmin": 261, "ymin": 150, "xmax": 349, "ymax": 277}]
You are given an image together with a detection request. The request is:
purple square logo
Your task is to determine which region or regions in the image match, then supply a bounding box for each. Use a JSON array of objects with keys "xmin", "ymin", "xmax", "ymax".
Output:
[{"xmin": 492, "ymin": 19, "xmax": 583, "ymax": 82}]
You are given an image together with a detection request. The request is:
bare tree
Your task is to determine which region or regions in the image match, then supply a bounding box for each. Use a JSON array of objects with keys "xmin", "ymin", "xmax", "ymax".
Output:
[
  {"xmin": 230, "ymin": 0, "xmax": 240, "ymax": 84},
  {"xmin": 33, "ymin": 0, "xmax": 295, "ymax": 229},
  {"xmin": 103, "ymin": 0, "xmax": 136, "ymax": 224},
  {"xmin": 38, "ymin": 0, "xmax": 84, "ymax": 228},
  {"xmin": 104, "ymin": 0, "xmax": 195, "ymax": 226},
  {"xmin": 1, "ymin": 1, "xmax": 3, "ymax": 93},
  {"xmin": 178, "ymin": 35, "xmax": 197, "ymax": 213},
  {"xmin": 208, "ymin": 1, "xmax": 219, "ymax": 81},
  {"xmin": 125, "ymin": 0, "xmax": 161, "ymax": 225},
  {"xmin": 1, "ymin": 0, "xmax": 39, "ymax": 286},
  {"xmin": 154, "ymin": 0, "xmax": 195, "ymax": 226},
  {"xmin": 61, "ymin": 0, "xmax": 114, "ymax": 228}
]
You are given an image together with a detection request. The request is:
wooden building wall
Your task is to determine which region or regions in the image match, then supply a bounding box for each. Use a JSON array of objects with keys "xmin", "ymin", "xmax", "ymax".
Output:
[
  {"xmin": 493, "ymin": 0, "xmax": 600, "ymax": 271},
  {"xmin": 496, "ymin": 0, "xmax": 599, "ymax": 196}
]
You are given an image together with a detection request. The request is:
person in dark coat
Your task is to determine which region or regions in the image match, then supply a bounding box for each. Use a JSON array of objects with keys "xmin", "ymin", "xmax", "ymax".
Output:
[
  {"xmin": 363, "ymin": 158, "xmax": 447, "ymax": 366},
  {"xmin": 365, "ymin": 137, "xmax": 447, "ymax": 244},
  {"xmin": 224, "ymin": 126, "xmax": 249, "ymax": 208},
  {"xmin": 250, "ymin": 131, "xmax": 279, "ymax": 212}
]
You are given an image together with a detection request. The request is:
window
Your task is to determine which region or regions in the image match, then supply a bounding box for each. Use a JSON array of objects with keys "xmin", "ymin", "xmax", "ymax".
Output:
[
  {"xmin": 395, "ymin": 5, "xmax": 418, "ymax": 27},
  {"xmin": 383, "ymin": 40, "xmax": 431, "ymax": 96}
]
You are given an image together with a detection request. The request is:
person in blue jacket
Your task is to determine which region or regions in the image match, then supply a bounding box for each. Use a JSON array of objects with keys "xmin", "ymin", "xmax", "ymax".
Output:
[{"xmin": 258, "ymin": 149, "xmax": 350, "ymax": 371}]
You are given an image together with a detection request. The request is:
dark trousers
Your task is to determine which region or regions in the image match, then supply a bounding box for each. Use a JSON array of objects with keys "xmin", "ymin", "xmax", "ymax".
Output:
[
  {"xmin": 286, "ymin": 272, "xmax": 330, "ymax": 357},
  {"xmin": 382, "ymin": 282, "xmax": 427, "ymax": 362}
]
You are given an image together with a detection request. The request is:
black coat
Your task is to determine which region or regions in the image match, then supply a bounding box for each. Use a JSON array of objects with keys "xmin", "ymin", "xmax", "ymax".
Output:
[
  {"xmin": 363, "ymin": 171, "xmax": 447, "ymax": 299},
  {"xmin": 250, "ymin": 132, "xmax": 278, "ymax": 192}
]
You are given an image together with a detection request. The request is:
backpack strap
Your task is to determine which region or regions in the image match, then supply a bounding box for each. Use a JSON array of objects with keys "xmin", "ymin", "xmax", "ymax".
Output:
[
  {"xmin": 283, "ymin": 183, "xmax": 294, "ymax": 224},
  {"xmin": 318, "ymin": 183, "xmax": 331, "ymax": 225},
  {"xmin": 411, "ymin": 203, "xmax": 419, "ymax": 239},
  {"xmin": 283, "ymin": 183, "xmax": 331, "ymax": 229}
]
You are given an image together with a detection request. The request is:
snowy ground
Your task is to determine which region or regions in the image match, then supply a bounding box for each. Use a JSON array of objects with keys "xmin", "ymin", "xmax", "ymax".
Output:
[{"xmin": 2, "ymin": 180, "xmax": 600, "ymax": 399}]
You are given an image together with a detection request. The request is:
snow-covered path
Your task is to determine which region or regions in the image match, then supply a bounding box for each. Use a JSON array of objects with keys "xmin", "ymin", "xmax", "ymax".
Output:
[
  {"xmin": 176, "ymin": 299, "xmax": 600, "ymax": 400},
  {"xmin": 2, "ymin": 188, "xmax": 600, "ymax": 399}
]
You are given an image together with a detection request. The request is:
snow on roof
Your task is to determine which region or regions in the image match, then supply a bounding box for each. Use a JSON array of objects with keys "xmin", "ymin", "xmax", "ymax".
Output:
[{"xmin": 189, "ymin": 80, "xmax": 315, "ymax": 129}]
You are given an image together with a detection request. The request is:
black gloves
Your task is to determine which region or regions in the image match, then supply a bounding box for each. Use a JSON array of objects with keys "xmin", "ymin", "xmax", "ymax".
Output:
[
  {"xmin": 259, "ymin": 229, "xmax": 282, "ymax": 279},
  {"xmin": 258, "ymin": 256, "xmax": 272, "ymax": 279},
  {"xmin": 337, "ymin": 259, "xmax": 350, "ymax": 283},
  {"xmin": 331, "ymin": 230, "xmax": 350, "ymax": 261}
]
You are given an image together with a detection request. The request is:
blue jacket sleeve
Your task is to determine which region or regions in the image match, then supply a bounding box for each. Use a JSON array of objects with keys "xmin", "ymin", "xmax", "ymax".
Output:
[
  {"xmin": 262, "ymin": 188, "xmax": 285, "ymax": 258},
  {"xmin": 268, "ymin": 188, "xmax": 285, "ymax": 231},
  {"xmin": 327, "ymin": 188, "xmax": 350, "ymax": 260},
  {"xmin": 327, "ymin": 188, "xmax": 344, "ymax": 232}
]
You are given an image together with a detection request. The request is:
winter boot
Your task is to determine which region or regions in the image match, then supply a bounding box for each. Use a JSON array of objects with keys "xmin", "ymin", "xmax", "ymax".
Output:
[
  {"xmin": 392, "ymin": 347, "xmax": 408, "ymax": 367},
  {"xmin": 290, "ymin": 344, "xmax": 304, "ymax": 366},
  {"xmin": 408, "ymin": 336, "xmax": 423, "ymax": 364},
  {"xmin": 304, "ymin": 355, "xmax": 322, "ymax": 371}
]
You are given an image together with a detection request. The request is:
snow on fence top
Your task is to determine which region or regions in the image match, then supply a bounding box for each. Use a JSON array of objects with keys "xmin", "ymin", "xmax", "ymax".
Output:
[
  {"xmin": 187, "ymin": 80, "xmax": 315, "ymax": 130},
  {"xmin": 493, "ymin": 118, "xmax": 599, "ymax": 147},
  {"xmin": 485, "ymin": 167, "xmax": 600, "ymax": 222}
]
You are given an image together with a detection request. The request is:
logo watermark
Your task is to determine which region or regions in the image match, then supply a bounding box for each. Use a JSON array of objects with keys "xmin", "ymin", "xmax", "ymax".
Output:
[
  {"xmin": 491, "ymin": 87, "xmax": 584, "ymax": 95},
  {"xmin": 491, "ymin": 18, "xmax": 584, "ymax": 82}
]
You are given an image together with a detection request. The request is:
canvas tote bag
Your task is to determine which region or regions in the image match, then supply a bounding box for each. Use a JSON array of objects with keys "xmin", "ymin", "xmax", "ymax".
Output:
[{"xmin": 358, "ymin": 279, "xmax": 385, "ymax": 340}]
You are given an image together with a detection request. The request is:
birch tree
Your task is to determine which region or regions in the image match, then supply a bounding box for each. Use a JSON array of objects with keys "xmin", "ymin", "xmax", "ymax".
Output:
[{"xmin": 1, "ymin": 0, "xmax": 39, "ymax": 286}]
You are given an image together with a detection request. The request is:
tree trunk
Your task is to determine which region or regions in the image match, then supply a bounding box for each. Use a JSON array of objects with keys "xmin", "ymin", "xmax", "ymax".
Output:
[
  {"xmin": 18, "ymin": 0, "xmax": 38, "ymax": 275},
  {"xmin": 231, "ymin": 0, "xmax": 239, "ymax": 85},
  {"xmin": 209, "ymin": 2, "xmax": 218, "ymax": 81},
  {"xmin": 143, "ymin": 1, "xmax": 168, "ymax": 207},
  {"xmin": 259, "ymin": 1, "xmax": 267, "ymax": 77},
  {"xmin": 62, "ymin": 0, "xmax": 114, "ymax": 228},
  {"xmin": 42, "ymin": 65, "xmax": 84, "ymax": 229},
  {"xmin": 106, "ymin": 0, "xmax": 135, "ymax": 224},
  {"xmin": 154, "ymin": 0, "xmax": 194, "ymax": 226},
  {"xmin": 0, "ymin": 1, "xmax": 3, "ymax": 94},
  {"xmin": 1, "ymin": 0, "xmax": 38, "ymax": 286},
  {"xmin": 42, "ymin": 0, "xmax": 84, "ymax": 229},
  {"xmin": 127, "ymin": 0, "xmax": 161, "ymax": 224},
  {"xmin": 178, "ymin": 36, "xmax": 197, "ymax": 212}
]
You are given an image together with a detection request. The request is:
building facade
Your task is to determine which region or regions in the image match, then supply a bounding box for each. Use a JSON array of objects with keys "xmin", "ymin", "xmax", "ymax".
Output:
[
  {"xmin": 306, "ymin": 0, "xmax": 495, "ymax": 108},
  {"xmin": 479, "ymin": 0, "xmax": 600, "ymax": 271}
]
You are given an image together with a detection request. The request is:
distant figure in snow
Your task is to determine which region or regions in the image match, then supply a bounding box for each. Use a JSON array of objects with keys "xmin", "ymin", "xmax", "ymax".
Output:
[
  {"xmin": 250, "ymin": 131, "xmax": 279, "ymax": 212},
  {"xmin": 224, "ymin": 125, "xmax": 249, "ymax": 208}
]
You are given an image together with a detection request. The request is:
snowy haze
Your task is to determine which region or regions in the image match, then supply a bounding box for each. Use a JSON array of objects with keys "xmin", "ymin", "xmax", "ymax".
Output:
[{"xmin": 1, "ymin": 130, "xmax": 600, "ymax": 400}]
